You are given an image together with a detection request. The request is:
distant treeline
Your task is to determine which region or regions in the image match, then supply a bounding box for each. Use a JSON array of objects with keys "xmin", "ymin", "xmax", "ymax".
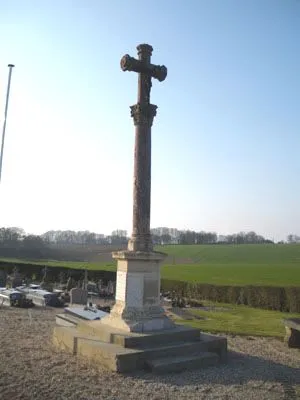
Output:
[
  {"xmin": 154, "ymin": 230, "xmax": 274, "ymax": 245},
  {"xmin": 0, "ymin": 227, "xmax": 298, "ymax": 261},
  {"xmin": 0, "ymin": 227, "xmax": 127, "ymax": 260}
]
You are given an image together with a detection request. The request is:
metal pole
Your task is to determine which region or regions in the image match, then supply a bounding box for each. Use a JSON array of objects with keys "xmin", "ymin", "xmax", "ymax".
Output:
[{"xmin": 0, "ymin": 64, "xmax": 15, "ymax": 183}]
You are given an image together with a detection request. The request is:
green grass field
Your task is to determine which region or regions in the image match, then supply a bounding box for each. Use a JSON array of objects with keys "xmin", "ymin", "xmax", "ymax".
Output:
[
  {"xmin": 176, "ymin": 300, "xmax": 299, "ymax": 337},
  {"xmin": 161, "ymin": 264, "xmax": 300, "ymax": 286},
  {"xmin": 1, "ymin": 244, "xmax": 300, "ymax": 286},
  {"xmin": 158, "ymin": 244, "xmax": 300, "ymax": 286},
  {"xmin": 158, "ymin": 243, "xmax": 300, "ymax": 265}
]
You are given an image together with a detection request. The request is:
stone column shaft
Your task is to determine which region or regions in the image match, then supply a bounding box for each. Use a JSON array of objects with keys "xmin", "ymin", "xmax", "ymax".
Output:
[{"xmin": 131, "ymin": 122, "xmax": 151, "ymax": 249}]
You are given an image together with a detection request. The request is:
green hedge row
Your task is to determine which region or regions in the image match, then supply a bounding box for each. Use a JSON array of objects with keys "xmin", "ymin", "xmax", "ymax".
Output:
[
  {"xmin": 2, "ymin": 261, "xmax": 300, "ymax": 313},
  {"xmin": 161, "ymin": 279, "xmax": 300, "ymax": 313},
  {"xmin": 0, "ymin": 262, "xmax": 116, "ymax": 285}
]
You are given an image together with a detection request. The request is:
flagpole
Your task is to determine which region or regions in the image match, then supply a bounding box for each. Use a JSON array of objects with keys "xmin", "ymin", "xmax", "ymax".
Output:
[{"xmin": 0, "ymin": 64, "xmax": 15, "ymax": 184}]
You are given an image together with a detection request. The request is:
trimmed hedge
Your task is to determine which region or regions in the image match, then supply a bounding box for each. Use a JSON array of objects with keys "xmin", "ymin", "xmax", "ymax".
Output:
[
  {"xmin": 161, "ymin": 279, "xmax": 300, "ymax": 313},
  {"xmin": 1, "ymin": 261, "xmax": 299, "ymax": 313},
  {"xmin": 0, "ymin": 261, "xmax": 116, "ymax": 285}
]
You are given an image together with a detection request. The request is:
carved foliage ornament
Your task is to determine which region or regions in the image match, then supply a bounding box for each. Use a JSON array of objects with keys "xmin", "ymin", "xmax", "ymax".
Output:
[{"xmin": 130, "ymin": 103, "xmax": 157, "ymax": 126}]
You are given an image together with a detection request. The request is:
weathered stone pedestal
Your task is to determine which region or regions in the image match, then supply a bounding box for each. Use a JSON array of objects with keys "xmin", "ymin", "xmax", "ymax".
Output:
[
  {"xmin": 100, "ymin": 251, "xmax": 175, "ymax": 332},
  {"xmin": 53, "ymin": 249, "xmax": 227, "ymax": 373}
]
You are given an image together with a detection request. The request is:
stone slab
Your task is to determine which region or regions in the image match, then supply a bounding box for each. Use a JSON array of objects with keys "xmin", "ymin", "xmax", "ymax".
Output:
[
  {"xmin": 76, "ymin": 320, "xmax": 201, "ymax": 348},
  {"xmin": 145, "ymin": 352, "xmax": 219, "ymax": 374},
  {"xmin": 64, "ymin": 307, "xmax": 108, "ymax": 321}
]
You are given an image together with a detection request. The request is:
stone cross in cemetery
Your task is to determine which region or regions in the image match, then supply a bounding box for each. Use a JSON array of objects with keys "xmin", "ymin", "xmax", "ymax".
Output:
[
  {"xmin": 53, "ymin": 45, "xmax": 228, "ymax": 372},
  {"xmin": 101, "ymin": 44, "xmax": 174, "ymax": 332}
]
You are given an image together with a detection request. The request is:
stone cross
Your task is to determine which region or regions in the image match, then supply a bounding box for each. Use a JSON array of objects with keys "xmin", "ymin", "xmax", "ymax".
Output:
[{"xmin": 120, "ymin": 44, "xmax": 167, "ymax": 252}]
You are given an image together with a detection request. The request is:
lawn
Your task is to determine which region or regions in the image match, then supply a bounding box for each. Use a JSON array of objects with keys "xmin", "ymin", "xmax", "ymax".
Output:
[{"xmin": 176, "ymin": 300, "xmax": 300, "ymax": 337}]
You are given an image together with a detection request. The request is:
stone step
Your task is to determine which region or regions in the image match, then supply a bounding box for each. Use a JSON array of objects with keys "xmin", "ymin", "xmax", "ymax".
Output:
[
  {"xmin": 145, "ymin": 352, "xmax": 219, "ymax": 374},
  {"xmin": 56, "ymin": 313, "xmax": 80, "ymax": 327},
  {"xmin": 53, "ymin": 326, "xmax": 226, "ymax": 373},
  {"xmin": 138, "ymin": 336, "xmax": 226, "ymax": 361},
  {"xmin": 53, "ymin": 326, "xmax": 144, "ymax": 372},
  {"xmin": 77, "ymin": 320, "xmax": 201, "ymax": 348}
]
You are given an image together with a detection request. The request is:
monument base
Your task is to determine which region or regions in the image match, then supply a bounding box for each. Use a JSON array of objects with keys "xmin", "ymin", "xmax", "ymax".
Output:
[
  {"xmin": 53, "ymin": 318, "xmax": 227, "ymax": 373},
  {"xmin": 100, "ymin": 303, "xmax": 175, "ymax": 333},
  {"xmin": 100, "ymin": 250, "xmax": 175, "ymax": 333},
  {"xmin": 52, "ymin": 249, "xmax": 228, "ymax": 372}
]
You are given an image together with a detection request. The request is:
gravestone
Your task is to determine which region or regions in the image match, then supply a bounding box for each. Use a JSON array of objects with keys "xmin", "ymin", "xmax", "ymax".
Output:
[
  {"xmin": 107, "ymin": 280, "xmax": 115, "ymax": 296},
  {"xmin": 11, "ymin": 272, "xmax": 23, "ymax": 288},
  {"xmin": 0, "ymin": 270, "xmax": 7, "ymax": 287},
  {"xmin": 70, "ymin": 287, "xmax": 88, "ymax": 305}
]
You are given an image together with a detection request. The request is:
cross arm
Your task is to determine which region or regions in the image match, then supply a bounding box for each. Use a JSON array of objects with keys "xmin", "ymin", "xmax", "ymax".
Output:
[{"xmin": 120, "ymin": 54, "xmax": 167, "ymax": 82}]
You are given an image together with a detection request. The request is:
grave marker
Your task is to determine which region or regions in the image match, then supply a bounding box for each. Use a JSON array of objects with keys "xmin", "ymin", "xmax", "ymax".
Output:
[{"xmin": 70, "ymin": 287, "xmax": 88, "ymax": 305}]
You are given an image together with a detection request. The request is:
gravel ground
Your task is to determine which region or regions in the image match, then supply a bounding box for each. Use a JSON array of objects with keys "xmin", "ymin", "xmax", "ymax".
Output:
[{"xmin": 0, "ymin": 307, "xmax": 300, "ymax": 400}]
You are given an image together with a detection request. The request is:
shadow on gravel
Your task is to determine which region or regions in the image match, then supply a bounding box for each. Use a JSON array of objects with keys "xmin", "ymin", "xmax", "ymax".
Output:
[{"xmin": 128, "ymin": 350, "xmax": 300, "ymax": 400}]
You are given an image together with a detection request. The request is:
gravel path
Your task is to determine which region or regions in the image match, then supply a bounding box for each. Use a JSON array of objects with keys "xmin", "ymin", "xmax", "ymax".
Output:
[{"xmin": 0, "ymin": 307, "xmax": 299, "ymax": 400}]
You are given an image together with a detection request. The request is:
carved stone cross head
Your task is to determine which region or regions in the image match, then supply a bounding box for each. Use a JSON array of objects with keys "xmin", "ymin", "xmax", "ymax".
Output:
[
  {"xmin": 120, "ymin": 44, "xmax": 167, "ymax": 105},
  {"xmin": 120, "ymin": 44, "xmax": 167, "ymax": 82}
]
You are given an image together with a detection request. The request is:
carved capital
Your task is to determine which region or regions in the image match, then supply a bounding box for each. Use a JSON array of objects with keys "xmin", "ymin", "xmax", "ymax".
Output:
[{"xmin": 130, "ymin": 103, "xmax": 157, "ymax": 126}]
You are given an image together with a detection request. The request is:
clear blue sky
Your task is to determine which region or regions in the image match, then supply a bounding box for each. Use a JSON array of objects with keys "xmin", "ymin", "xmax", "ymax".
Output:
[{"xmin": 0, "ymin": 0, "xmax": 299, "ymax": 241}]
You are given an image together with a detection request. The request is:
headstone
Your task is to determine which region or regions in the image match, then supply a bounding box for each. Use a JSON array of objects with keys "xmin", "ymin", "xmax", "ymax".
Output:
[
  {"xmin": 70, "ymin": 287, "xmax": 88, "ymax": 305},
  {"xmin": 11, "ymin": 272, "xmax": 23, "ymax": 288},
  {"xmin": 101, "ymin": 44, "xmax": 174, "ymax": 332},
  {"xmin": 107, "ymin": 280, "xmax": 114, "ymax": 295},
  {"xmin": 0, "ymin": 270, "xmax": 7, "ymax": 287}
]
